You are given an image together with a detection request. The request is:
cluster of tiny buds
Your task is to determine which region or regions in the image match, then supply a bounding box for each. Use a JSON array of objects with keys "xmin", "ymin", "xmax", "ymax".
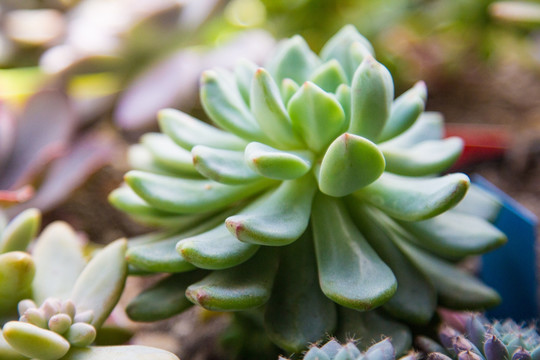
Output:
[{"xmin": 17, "ymin": 298, "xmax": 97, "ymax": 347}]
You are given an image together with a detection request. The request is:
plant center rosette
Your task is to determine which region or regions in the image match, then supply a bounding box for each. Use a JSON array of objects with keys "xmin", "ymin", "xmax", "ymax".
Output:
[{"xmin": 110, "ymin": 25, "xmax": 507, "ymax": 353}]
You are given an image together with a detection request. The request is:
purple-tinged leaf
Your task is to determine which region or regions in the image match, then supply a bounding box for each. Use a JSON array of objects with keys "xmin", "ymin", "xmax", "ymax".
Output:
[
  {"xmin": 0, "ymin": 90, "xmax": 75, "ymax": 191},
  {"xmin": 0, "ymin": 186, "xmax": 34, "ymax": 207},
  {"xmin": 114, "ymin": 50, "xmax": 201, "ymax": 131},
  {"xmin": 0, "ymin": 101, "xmax": 15, "ymax": 171},
  {"xmin": 9, "ymin": 132, "xmax": 115, "ymax": 214}
]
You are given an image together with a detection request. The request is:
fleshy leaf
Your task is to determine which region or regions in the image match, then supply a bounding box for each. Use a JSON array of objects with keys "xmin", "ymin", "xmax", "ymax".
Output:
[
  {"xmin": 0, "ymin": 252, "xmax": 35, "ymax": 317},
  {"xmin": 288, "ymin": 81, "xmax": 346, "ymax": 153},
  {"xmin": 348, "ymin": 204, "xmax": 437, "ymax": 324},
  {"xmin": 304, "ymin": 348, "xmax": 331, "ymax": 360},
  {"xmin": 397, "ymin": 211, "xmax": 507, "ymax": 258},
  {"xmin": 380, "ymin": 112, "xmax": 444, "ymax": 149},
  {"xmin": 226, "ymin": 175, "xmax": 316, "ymax": 246},
  {"xmin": 127, "ymin": 145, "xmax": 178, "ymax": 176},
  {"xmin": 158, "ymin": 109, "xmax": 247, "ymax": 151},
  {"xmin": 378, "ymin": 81, "xmax": 427, "ymax": 142},
  {"xmin": 3, "ymin": 321, "xmax": 70, "ymax": 360},
  {"xmin": 250, "ymin": 68, "xmax": 302, "ymax": 148},
  {"xmin": 178, "ymin": 223, "xmax": 259, "ymax": 270},
  {"xmin": 318, "ymin": 133, "xmax": 385, "ymax": 197},
  {"xmin": 354, "ymin": 172, "xmax": 470, "ymax": 221},
  {"xmin": 280, "ymin": 78, "xmax": 299, "ymax": 105},
  {"xmin": 125, "ymin": 214, "xmax": 229, "ymax": 273},
  {"xmin": 244, "ymin": 142, "xmax": 314, "ymax": 180},
  {"xmin": 235, "ymin": 58, "xmax": 258, "ymax": 105},
  {"xmin": 320, "ymin": 24, "xmax": 375, "ymax": 80},
  {"xmin": 125, "ymin": 170, "xmax": 272, "ymax": 214},
  {"xmin": 186, "ymin": 248, "xmax": 279, "ymax": 311},
  {"xmin": 0, "ymin": 208, "xmax": 40, "ymax": 253},
  {"xmin": 452, "ymin": 184, "xmax": 503, "ymax": 222},
  {"xmin": 126, "ymin": 272, "xmax": 205, "ymax": 322},
  {"xmin": 70, "ymin": 239, "xmax": 128, "ymax": 328},
  {"xmin": 309, "ymin": 59, "xmax": 348, "ymax": 93},
  {"xmin": 264, "ymin": 232, "xmax": 337, "ymax": 353},
  {"xmin": 200, "ymin": 70, "xmax": 267, "ymax": 143},
  {"xmin": 60, "ymin": 345, "xmax": 180, "ymax": 360},
  {"xmin": 311, "ymin": 194, "xmax": 397, "ymax": 310},
  {"xmin": 32, "ymin": 222, "xmax": 86, "ymax": 304},
  {"xmin": 391, "ymin": 234, "xmax": 501, "ymax": 309},
  {"xmin": 266, "ymin": 35, "xmax": 320, "ymax": 85},
  {"xmin": 192, "ymin": 146, "xmax": 261, "ymax": 185},
  {"xmin": 348, "ymin": 55, "xmax": 394, "ymax": 141},
  {"xmin": 382, "ymin": 138, "xmax": 464, "ymax": 176},
  {"xmin": 0, "ymin": 330, "xmax": 27, "ymax": 360},
  {"xmin": 141, "ymin": 133, "xmax": 198, "ymax": 175},
  {"xmin": 336, "ymin": 84, "xmax": 351, "ymax": 124},
  {"xmin": 108, "ymin": 186, "xmax": 209, "ymax": 229}
]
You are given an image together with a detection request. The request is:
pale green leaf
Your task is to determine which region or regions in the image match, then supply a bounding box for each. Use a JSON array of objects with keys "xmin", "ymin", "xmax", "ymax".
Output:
[
  {"xmin": 0, "ymin": 208, "xmax": 40, "ymax": 253},
  {"xmin": 244, "ymin": 142, "xmax": 314, "ymax": 180}
]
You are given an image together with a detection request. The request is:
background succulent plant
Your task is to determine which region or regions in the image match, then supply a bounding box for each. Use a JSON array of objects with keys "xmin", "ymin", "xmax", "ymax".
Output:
[
  {"xmin": 111, "ymin": 25, "xmax": 507, "ymax": 353},
  {"xmin": 0, "ymin": 208, "xmax": 179, "ymax": 360},
  {"xmin": 279, "ymin": 338, "xmax": 417, "ymax": 360},
  {"xmin": 418, "ymin": 312, "xmax": 540, "ymax": 360}
]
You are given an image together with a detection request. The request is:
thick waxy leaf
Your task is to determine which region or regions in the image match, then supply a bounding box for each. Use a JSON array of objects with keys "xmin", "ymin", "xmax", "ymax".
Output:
[
  {"xmin": 0, "ymin": 330, "xmax": 26, "ymax": 360},
  {"xmin": 200, "ymin": 70, "xmax": 267, "ymax": 143},
  {"xmin": 251, "ymin": 68, "xmax": 302, "ymax": 148},
  {"xmin": 391, "ymin": 235, "xmax": 501, "ymax": 309},
  {"xmin": 0, "ymin": 252, "xmax": 35, "ymax": 316},
  {"xmin": 336, "ymin": 84, "xmax": 351, "ymax": 125},
  {"xmin": 280, "ymin": 78, "xmax": 299, "ymax": 105},
  {"xmin": 158, "ymin": 109, "xmax": 247, "ymax": 151},
  {"xmin": 354, "ymin": 172, "xmax": 470, "ymax": 221},
  {"xmin": 127, "ymin": 145, "xmax": 178, "ymax": 176},
  {"xmin": 0, "ymin": 208, "xmax": 40, "ymax": 253},
  {"xmin": 312, "ymin": 194, "xmax": 397, "ymax": 310},
  {"xmin": 126, "ymin": 214, "xmax": 228, "ymax": 273},
  {"xmin": 309, "ymin": 59, "xmax": 348, "ymax": 93},
  {"xmin": 398, "ymin": 211, "xmax": 506, "ymax": 258},
  {"xmin": 378, "ymin": 81, "xmax": 427, "ymax": 142},
  {"xmin": 3, "ymin": 321, "xmax": 70, "ymax": 360},
  {"xmin": 235, "ymin": 59, "xmax": 257, "ymax": 105},
  {"xmin": 382, "ymin": 138, "xmax": 464, "ymax": 176},
  {"xmin": 320, "ymin": 25, "xmax": 374, "ymax": 81},
  {"xmin": 125, "ymin": 170, "xmax": 272, "ymax": 214},
  {"xmin": 348, "ymin": 55, "xmax": 394, "ymax": 141},
  {"xmin": 226, "ymin": 175, "xmax": 316, "ymax": 246},
  {"xmin": 335, "ymin": 342, "xmax": 362, "ymax": 359},
  {"xmin": 335, "ymin": 308, "xmax": 412, "ymax": 355},
  {"xmin": 126, "ymin": 272, "xmax": 205, "ymax": 321},
  {"xmin": 288, "ymin": 81, "xmax": 346, "ymax": 153},
  {"xmin": 186, "ymin": 248, "xmax": 279, "ymax": 311},
  {"xmin": 71, "ymin": 239, "xmax": 127, "ymax": 328},
  {"xmin": 109, "ymin": 186, "xmax": 208, "ymax": 229},
  {"xmin": 141, "ymin": 133, "xmax": 198, "ymax": 175},
  {"xmin": 348, "ymin": 204, "xmax": 436, "ymax": 324},
  {"xmin": 244, "ymin": 142, "xmax": 314, "ymax": 180},
  {"xmin": 61, "ymin": 345, "xmax": 179, "ymax": 360},
  {"xmin": 192, "ymin": 146, "xmax": 261, "ymax": 185},
  {"xmin": 453, "ymin": 184, "xmax": 502, "ymax": 222},
  {"xmin": 265, "ymin": 232, "xmax": 337, "ymax": 353},
  {"xmin": 318, "ymin": 133, "xmax": 385, "ymax": 197},
  {"xmin": 380, "ymin": 112, "xmax": 444, "ymax": 149},
  {"xmin": 266, "ymin": 35, "xmax": 320, "ymax": 85},
  {"xmin": 32, "ymin": 222, "xmax": 86, "ymax": 304},
  {"xmin": 178, "ymin": 223, "xmax": 259, "ymax": 270}
]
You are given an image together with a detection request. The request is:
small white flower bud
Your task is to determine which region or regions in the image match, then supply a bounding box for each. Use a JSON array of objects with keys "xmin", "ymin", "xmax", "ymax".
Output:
[
  {"xmin": 17, "ymin": 299, "xmax": 36, "ymax": 316},
  {"xmin": 48, "ymin": 313, "xmax": 72, "ymax": 334},
  {"xmin": 66, "ymin": 322, "xmax": 96, "ymax": 347},
  {"xmin": 73, "ymin": 309, "xmax": 94, "ymax": 324}
]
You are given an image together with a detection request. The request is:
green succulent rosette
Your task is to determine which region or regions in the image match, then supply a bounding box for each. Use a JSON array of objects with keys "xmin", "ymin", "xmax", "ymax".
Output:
[{"xmin": 110, "ymin": 25, "xmax": 507, "ymax": 353}]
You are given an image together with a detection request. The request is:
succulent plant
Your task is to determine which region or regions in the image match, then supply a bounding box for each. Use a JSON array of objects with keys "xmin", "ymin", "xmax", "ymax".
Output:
[
  {"xmin": 0, "ymin": 209, "xmax": 179, "ymax": 360},
  {"xmin": 111, "ymin": 25, "xmax": 507, "ymax": 352},
  {"xmin": 418, "ymin": 312, "xmax": 540, "ymax": 360},
  {"xmin": 279, "ymin": 338, "xmax": 417, "ymax": 360}
]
